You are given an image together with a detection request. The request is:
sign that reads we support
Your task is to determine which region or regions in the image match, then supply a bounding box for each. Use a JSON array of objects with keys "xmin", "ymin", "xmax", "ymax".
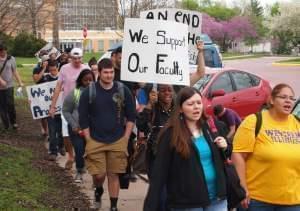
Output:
[
  {"xmin": 121, "ymin": 18, "xmax": 189, "ymax": 86},
  {"xmin": 140, "ymin": 9, "xmax": 202, "ymax": 65},
  {"xmin": 26, "ymin": 81, "xmax": 63, "ymax": 119}
]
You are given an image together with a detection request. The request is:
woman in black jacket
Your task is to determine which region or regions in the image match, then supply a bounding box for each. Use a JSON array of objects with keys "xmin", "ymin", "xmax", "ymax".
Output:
[{"xmin": 144, "ymin": 87, "xmax": 229, "ymax": 211}]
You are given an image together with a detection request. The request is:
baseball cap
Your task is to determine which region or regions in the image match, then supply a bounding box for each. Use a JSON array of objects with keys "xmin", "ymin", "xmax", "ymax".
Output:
[
  {"xmin": 70, "ymin": 48, "xmax": 83, "ymax": 58},
  {"xmin": 41, "ymin": 55, "xmax": 49, "ymax": 62}
]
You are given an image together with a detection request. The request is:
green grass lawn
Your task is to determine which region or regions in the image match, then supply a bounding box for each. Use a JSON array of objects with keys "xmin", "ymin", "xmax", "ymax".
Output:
[
  {"xmin": 276, "ymin": 58, "xmax": 300, "ymax": 64},
  {"xmin": 0, "ymin": 144, "xmax": 52, "ymax": 210}
]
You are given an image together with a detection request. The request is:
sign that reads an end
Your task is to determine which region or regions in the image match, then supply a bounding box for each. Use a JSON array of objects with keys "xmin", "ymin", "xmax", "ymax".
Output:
[
  {"xmin": 121, "ymin": 18, "xmax": 189, "ymax": 86},
  {"xmin": 140, "ymin": 9, "xmax": 202, "ymax": 65}
]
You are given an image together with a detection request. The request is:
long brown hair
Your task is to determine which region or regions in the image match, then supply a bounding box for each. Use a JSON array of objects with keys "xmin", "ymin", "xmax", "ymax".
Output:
[{"xmin": 159, "ymin": 87, "xmax": 207, "ymax": 159}]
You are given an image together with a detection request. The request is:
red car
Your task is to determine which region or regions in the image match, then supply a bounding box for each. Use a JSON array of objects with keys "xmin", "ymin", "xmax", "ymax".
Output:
[{"xmin": 193, "ymin": 68, "xmax": 272, "ymax": 119}]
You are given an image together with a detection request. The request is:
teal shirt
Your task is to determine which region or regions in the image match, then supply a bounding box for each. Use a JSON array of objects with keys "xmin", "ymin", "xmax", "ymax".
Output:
[{"xmin": 194, "ymin": 135, "xmax": 217, "ymax": 200}]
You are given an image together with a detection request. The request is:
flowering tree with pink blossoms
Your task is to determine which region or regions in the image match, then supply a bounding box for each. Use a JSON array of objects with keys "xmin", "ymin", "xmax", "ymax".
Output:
[{"xmin": 202, "ymin": 14, "xmax": 257, "ymax": 51}]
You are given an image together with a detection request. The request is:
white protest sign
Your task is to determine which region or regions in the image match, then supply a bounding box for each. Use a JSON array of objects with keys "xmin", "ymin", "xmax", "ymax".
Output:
[
  {"xmin": 35, "ymin": 43, "xmax": 61, "ymax": 60},
  {"xmin": 26, "ymin": 81, "xmax": 63, "ymax": 119},
  {"xmin": 121, "ymin": 18, "xmax": 189, "ymax": 86},
  {"xmin": 140, "ymin": 9, "xmax": 202, "ymax": 64}
]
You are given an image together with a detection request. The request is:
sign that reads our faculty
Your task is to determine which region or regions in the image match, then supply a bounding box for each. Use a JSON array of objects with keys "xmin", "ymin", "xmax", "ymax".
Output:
[
  {"xmin": 140, "ymin": 9, "xmax": 202, "ymax": 65},
  {"xmin": 121, "ymin": 18, "xmax": 189, "ymax": 86},
  {"xmin": 26, "ymin": 81, "xmax": 63, "ymax": 119}
]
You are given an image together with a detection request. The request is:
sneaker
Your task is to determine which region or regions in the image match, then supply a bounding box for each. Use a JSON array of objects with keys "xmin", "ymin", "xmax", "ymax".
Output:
[
  {"xmin": 110, "ymin": 207, "xmax": 118, "ymax": 211},
  {"xmin": 58, "ymin": 148, "xmax": 66, "ymax": 156},
  {"xmin": 94, "ymin": 188, "xmax": 102, "ymax": 208},
  {"xmin": 47, "ymin": 154, "xmax": 57, "ymax": 161},
  {"xmin": 12, "ymin": 124, "xmax": 19, "ymax": 130},
  {"xmin": 129, "ymin": 173, "xmax": 137, "ymax": 182},
  {"xmin": 74, "ymin": 172, "xmax": 83, "ymax": 183}
]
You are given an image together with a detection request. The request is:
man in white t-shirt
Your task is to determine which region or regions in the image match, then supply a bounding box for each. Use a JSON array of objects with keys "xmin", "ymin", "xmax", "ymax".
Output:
[{"xmin": 49, "ymin": 48, "xmax": 89, "ymax": 168}]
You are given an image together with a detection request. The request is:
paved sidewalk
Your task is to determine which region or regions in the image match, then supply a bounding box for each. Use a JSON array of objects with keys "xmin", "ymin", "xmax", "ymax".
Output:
[{"xmin": 56, "ymin": 153, "xmax": 148, "ymax": 211}]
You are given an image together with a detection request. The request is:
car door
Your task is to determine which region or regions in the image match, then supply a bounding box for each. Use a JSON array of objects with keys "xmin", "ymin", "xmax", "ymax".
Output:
[
  {"xmin": 204, "ymin": 72, "xmax": 235, "ymax": 115},
  {"xmin": 230, "ymin": 71, "xmax": 262, "ymax": 117}
]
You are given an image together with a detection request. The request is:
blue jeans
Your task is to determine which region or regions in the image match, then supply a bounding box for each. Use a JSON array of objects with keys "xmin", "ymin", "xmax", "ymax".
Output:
[
  {"xmin": 244, "ymin": 199, "xmax": 300, "ymax": 211},
  {"xmin": 47, "ymin": 115, "xmax": 63, "ymax": 155},
  {"xmin": 0, "ymin": 87, "xmax": 16, "ymax": 129},
  {"xmin": 171, "ymin": 199, "xmax": 227, "ymax": 211},
  {"xmin": 68, "ymin": 126, "xmax": 85, "ymax": 172}
]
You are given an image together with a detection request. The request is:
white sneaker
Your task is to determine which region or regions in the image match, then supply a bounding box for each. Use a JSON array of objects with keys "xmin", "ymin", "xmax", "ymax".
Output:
[{"xmin": 74, "ymin": 172, "xmax": 83, "ymax": 183}]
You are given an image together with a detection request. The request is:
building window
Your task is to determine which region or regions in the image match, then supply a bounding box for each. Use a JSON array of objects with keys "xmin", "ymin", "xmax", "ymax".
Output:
[
  {"xmin": 98, "ymin": 40, "xmax": 104, "ymax": 51},
  {"xmin": 109, "ymin": 40, "xmax": 117, "ymax": 48},
  {"xmin": 60, "ymin": 0, "xmax": 117, "ymax": 31}
]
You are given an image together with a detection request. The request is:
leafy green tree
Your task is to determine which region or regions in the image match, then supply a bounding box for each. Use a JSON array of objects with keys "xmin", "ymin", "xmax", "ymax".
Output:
[
  {"xmin": 181, "ymin": 0, "xmax": 199, "ymax": 11},
  {"xmin": 269, "ymin": 2, "xmax": 300, "ymax": 54},
  {"xmin": 250, "ymin": 0, "xmax": 263, "ymax": 17},
  {"xmin": 270, "ymin": 2, "xmax": 280, "ymax": 17},
  {"xmin": 244, "ymin": 0, "xmax": 268, "ymax": 49},
  {"xmin": 200, "ymin": 3, "xmax": 240, "ymax": 21}
]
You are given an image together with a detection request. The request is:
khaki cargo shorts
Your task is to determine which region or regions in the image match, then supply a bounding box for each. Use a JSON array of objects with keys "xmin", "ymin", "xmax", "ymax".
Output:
[{"xmin": 84, "ymin": 136, "xmax": 128, "ymax": 176}]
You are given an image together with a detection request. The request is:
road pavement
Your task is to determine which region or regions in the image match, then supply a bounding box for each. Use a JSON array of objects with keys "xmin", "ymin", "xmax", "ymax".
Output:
[{"xmin": 224, "ymin": 56, "xmax": 300, "ymax": 97}]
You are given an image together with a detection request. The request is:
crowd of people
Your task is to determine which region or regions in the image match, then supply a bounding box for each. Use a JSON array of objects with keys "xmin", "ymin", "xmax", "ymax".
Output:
[{"xmin": 1, "ymin": 38, "xmax": 300, "ymax": 211}]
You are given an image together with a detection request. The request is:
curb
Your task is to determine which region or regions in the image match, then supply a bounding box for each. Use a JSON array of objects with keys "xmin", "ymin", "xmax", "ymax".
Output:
[{"xmin": 272, "ymin": 63, "xmax": 300, "ymax": 67}]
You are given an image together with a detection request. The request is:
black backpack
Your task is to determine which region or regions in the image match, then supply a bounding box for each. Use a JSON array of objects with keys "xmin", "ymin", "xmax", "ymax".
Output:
[{"xmin": 255, "ymin": 112, "xmax": 300, "ymax": 137}]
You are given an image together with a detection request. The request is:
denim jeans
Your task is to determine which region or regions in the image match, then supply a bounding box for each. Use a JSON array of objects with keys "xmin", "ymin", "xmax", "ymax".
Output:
[
  {"xmin": 245, "ymin": 199, "xmax": 300, "ymax": 211},
  {"xmin": 68, "ymin": 126, "xmax": 85, "ymax": 172},
  {"xmin": 0, "ymin": 87, "xmax": 16, "ymax": 129},
  {"xmin": 47, "ymin": 115, "xmax": 63, "ymax": 155},
  {"xmin": 171, "ymin": 199, "xmax": 227, "ymax": 211}
]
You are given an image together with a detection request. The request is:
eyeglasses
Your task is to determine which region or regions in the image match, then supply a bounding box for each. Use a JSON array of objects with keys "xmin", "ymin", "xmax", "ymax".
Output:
[{"xmin": 275, "ymin": 95, "xmax": 297, "ymax": 102}]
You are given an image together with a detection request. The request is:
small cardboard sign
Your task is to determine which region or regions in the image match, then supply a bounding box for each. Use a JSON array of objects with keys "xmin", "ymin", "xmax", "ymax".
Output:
[
  {"xmin": 121, "ymin": 18, "xmax": 189, "ymax": 86},
  {"xmin": 26, "ymin": 81, "xmax": 63, "ymax": 119},
  {"xmin": 35, "ymin": 43, "xmax": 61, "ymax": 60}
]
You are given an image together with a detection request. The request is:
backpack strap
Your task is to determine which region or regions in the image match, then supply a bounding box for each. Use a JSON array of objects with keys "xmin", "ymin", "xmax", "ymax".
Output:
[
  {"xmin": 294, "ymin": 114, "xmax": 300, "ymax": 122},
  {"xmin": 0, "ymin": 55, "xmax": 11, "ymax": 75},
  {"xmin": 116, "ymin": 81, "xmax": 125, "ymax": 105},
  {"xmin": 73, "ymin": 88, "xmax": 81, "ymax": 105},
  {"xmin": 207, "ymin": 117, "xmax": 218, "ymax": 135},
  {"xmin": 255, "ymin": 112, "xmax": 262, "ymax": 138},
  {"xmin": 88, "ymin": 82, "xmax": 96, "ymax": 104}
]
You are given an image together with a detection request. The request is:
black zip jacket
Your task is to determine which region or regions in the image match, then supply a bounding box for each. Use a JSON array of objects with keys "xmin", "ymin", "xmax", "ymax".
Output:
[{"xmin": 143, "ymin": 119, "xmax": 230, "ymax": 210}]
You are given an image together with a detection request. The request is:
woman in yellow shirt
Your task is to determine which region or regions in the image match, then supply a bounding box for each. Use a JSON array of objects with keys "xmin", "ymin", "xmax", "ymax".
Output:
[{"xmin": 232, "ymin": 83, "xmax": 300, "ymax": 211}]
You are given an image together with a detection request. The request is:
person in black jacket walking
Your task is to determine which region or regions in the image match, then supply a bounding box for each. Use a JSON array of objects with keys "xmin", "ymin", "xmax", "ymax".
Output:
[{"xmin": 144, "ymin": 87, "xmax": 229, "ymax": 211}]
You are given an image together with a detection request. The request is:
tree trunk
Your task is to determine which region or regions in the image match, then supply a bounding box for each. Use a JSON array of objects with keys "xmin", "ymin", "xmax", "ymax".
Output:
[
  {"xmin": 52, "ymin": 0, "xmax": 60, "ymax": 49},
  {"xmin": 30, "ymin": 0, "xmax": 37, "ymax": 37}
]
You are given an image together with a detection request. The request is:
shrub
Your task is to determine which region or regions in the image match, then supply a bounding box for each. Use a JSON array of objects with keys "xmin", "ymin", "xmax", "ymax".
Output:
[
  {"xmin": 0, "ymin": 32, "xmax": 14, "ymax": 53},
  {"xmin": 11, "ymin": 32, "xmax": 47, "ymax": 57}
]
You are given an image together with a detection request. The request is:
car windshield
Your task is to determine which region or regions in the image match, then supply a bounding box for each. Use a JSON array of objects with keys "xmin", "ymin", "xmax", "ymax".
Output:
[{"xmin": 193, "ymin": 74, "xmax": 213, "ymax": 92}]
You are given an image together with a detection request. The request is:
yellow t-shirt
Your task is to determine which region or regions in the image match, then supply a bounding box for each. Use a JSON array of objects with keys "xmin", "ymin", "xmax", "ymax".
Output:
[{"xmin": 233, "ymin": 111, "xmax": 300, "ymax": 205}]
